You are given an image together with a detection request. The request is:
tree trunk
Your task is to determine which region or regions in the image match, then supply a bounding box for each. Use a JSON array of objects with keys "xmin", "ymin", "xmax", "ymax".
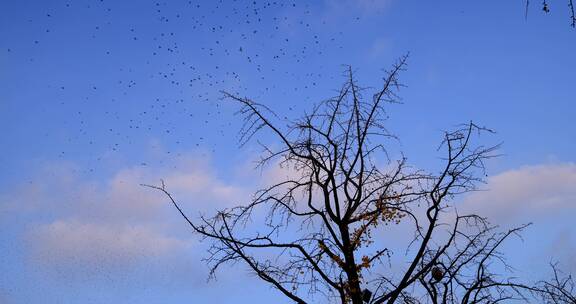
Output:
[{"xmin": 340, "ymin": 224, "xmax": 363, "ymax": 304}]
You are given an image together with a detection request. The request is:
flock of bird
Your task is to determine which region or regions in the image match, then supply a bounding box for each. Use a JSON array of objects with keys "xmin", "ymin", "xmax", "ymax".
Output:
[{"xmin": 8, "ymin": 0, "xmax": 370, "ymax": 171}]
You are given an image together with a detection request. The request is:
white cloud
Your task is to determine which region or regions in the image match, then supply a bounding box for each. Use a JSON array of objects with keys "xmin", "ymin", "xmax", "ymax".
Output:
[
  {"xmin": 7, "ymin": 152, "xmax": 575, "ymax": 289},
  {"xmin": 368, "ymin": 37, "xmax": 392, "ymax": 59},
  {"xmin": 261, "ymin": 160, "xmax": 307, "ymax": 184},
  {"xmin": 27, "ymin": 220, "xmax": 185, "ymax": 268},
  {"xmin": 546, "ymin": 229, "xmax": 576, "ymax": 274},
  {"xmin": 458, "ymin": 163, "xmax": 576, "ymax": 223},
  {"xmin": 0, "ymin": 153, "xmax": 253, "ymax": 278}
]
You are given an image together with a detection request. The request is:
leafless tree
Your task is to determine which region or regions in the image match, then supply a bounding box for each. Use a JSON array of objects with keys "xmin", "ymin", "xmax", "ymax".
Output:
[
  {"xmin": 525, "ymin": 0, "xmax": 576, "ymax": 27},
  {"xmin": 536, "ymin": 263, "xmax": 576, "ymax": 303},
  {"xmin": 144, "ymin": 56, "xmax": 555, "ymax": 303}
]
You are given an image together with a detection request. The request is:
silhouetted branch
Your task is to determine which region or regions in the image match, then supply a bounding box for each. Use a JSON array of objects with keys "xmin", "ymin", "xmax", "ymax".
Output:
[{"xmin": 143, "ymin": 57, "xmax": 564, "ymax": 303}]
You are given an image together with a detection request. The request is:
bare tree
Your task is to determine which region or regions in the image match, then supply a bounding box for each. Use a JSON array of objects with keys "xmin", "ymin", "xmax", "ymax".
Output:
[
  {"xmin": 537, "ymin": 263, "xmax": 576, "ymax": 303},
  {"xmin": 525, "ymin": 0, "xmax": 576, "ymax": 27},
  {"xmin": 144, "ymin": 56, "xmax": 548, "ymax": 303}
]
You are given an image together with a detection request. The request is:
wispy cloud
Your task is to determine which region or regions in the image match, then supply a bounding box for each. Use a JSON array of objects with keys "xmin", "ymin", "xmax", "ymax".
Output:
[
  {"xmin": 0, "ymin": 152, "xmax": 253, "ymax": 280},
  {"xmin": 459, "ymin": 163, "xmax": 576, "ymax": 223},
  {"xmin": 4, "ymin": 156, "xmax": 575, "ymax": 292},
  {"xmin": 27, "ymin": 220, "xmax": 185, "ymax": 271},
  {"xmin": 368, "ymin": 37, "xmax": 392, "ymax": 59},
  {"xmin": 546, "ymin": 229, "xmax": 576, "ymax": 273}
]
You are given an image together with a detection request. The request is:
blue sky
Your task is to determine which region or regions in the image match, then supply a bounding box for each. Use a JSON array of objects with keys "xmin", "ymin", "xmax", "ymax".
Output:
[{"xmin": 1, "ymin": 0, "xmax": 575, "ymax": 303}]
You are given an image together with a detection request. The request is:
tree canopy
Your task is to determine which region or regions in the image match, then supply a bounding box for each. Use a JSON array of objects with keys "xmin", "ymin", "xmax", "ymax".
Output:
[{"xmin": 145, "ymin": 56, "xmax": 575, "ymax": 303}]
